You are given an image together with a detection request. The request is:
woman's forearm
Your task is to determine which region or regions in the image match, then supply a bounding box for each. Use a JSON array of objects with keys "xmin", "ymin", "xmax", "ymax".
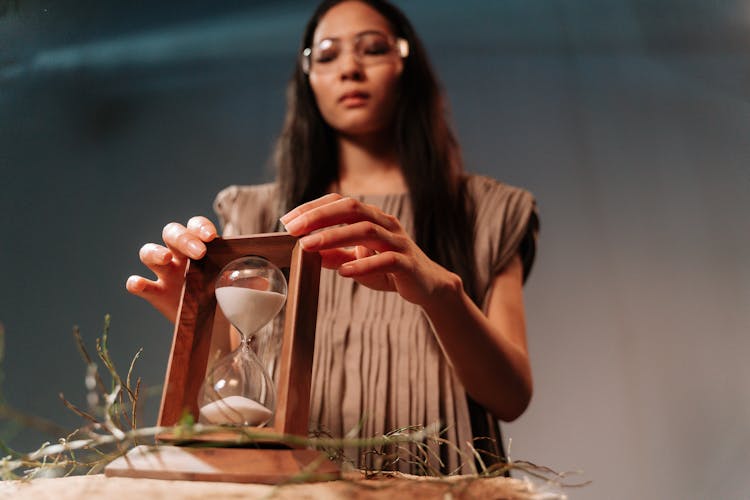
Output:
[{"xmin": 421, "ymin": 267, "xmax": 532, "ymax": 422}]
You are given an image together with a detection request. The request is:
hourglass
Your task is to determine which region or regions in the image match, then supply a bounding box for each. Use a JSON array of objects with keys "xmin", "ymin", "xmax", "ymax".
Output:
[
  {"xmin": 106, "ymin": 233, "xmax": 337, "ymax": 484},
  {"xmin": 197, "ymin": 256, "xmax": 287, "ymax": 427}
]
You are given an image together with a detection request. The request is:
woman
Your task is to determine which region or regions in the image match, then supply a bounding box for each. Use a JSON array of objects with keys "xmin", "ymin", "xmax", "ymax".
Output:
[{"xmin": 127, "ymin": 0, "xmax": 538, "ymax": 474}]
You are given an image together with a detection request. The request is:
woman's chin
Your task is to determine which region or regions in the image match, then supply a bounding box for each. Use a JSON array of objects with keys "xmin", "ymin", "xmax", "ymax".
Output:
[{"xmin": 331, "ymin": 116, "xmax": 390, "ymax": 138}]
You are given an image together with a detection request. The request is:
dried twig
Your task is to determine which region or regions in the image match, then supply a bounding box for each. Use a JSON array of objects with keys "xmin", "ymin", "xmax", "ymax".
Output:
[
  {"xmin": 73, "ymin": 326, "xmax": 106, "ymax": 394},
  {"xmin": 0, "ymin": 316, "xmax": 587, "ymax": 497},
  {"xmin": 58, "ymin": 393, "xmax": 98, "ymax": 425}
]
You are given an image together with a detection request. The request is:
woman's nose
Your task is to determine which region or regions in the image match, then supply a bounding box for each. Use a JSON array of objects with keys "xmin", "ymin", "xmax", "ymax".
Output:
[{"xmin": 338, "ymin": 51, "xmax": 364, "ymax": 80}]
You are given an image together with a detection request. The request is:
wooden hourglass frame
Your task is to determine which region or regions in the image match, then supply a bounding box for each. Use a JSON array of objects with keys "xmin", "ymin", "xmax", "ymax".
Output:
[{"xmin": 105, "ymin": 233, "xmax": 338, "ymax": 483}]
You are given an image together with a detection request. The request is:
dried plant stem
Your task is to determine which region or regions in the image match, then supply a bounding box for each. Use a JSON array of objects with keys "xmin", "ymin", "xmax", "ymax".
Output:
[
  {"xmin": 58, "ymin": 393, "xmax": 98, "ymax": 425},
  {"xmin": 73, "ymin": 326, "xmax": 106, "ymax": 395},
  {"xmin": 0, "ymin": 315, "xmax": 587, "ymax": 496}
]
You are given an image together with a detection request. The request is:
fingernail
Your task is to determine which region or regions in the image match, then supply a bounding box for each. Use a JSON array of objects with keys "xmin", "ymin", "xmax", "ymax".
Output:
[
  {"xmin": 299, "ymin": 233, "xmax": 320, "ymax": 249},
  {"xmin": 284, "ymin": 217, "xmax": 303, "ymax": 234},
  {"xmin": 126, "ymin": 276, "xmax": 144, "ymax": 292},
  {"xmin": 339, "ymin": 263, "xmax": 354, "ymax": 276},
  {"xmin": 200, "ymin": 226, "xmax": 213, "ymax": 239},
  {"xmin": 187, "ymin": 240, "xmax": 204, "ymax": 258},
  {"xmin": 279, "ymin": 211, "xmax": 295, "ymax": 224}
]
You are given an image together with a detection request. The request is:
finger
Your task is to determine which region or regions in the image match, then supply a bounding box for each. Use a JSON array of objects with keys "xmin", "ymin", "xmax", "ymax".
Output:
[
  {"xmin": 338, "ymin": 251, "xmax": 409, "ymax": 278},
  {"xmin": 162, "ymin": 222, "xmax": 206, "ymax": 260},
  {"xmin": 319, "ymin": 246, "xmax": 378, "ymax": 271},
  {"xmin": 283, "ymin": 197, "xmax": 400, "ymax": 236},
  {"xmin": 355, "ymin": 245, "xmax": 376, "ymax": 259},
  {"xmin": 126, "ymin": 275, "xmax": 179, "ymax": 321},
  {"xmin": 318, "ymin": 247, "xmax": 358, "ymax": 269},
  {"xmin": 299, "ymin": 221, "xmax": 406, "ymax": 253},
  {"xmin": 138, "ymin": 243, "xmax": 188, "ymax": 286},
  {"xmin": 126, "ymin": 275, "xmax": 163, "ymax": 296},
  {"xmin": 280, "ymin": 193, "xmax": 344, "ymax": 226},
  {"xmin": 187, "ymin": 216, "xmax": 218, "ymax": 242},
  {"xmin": 139, "ymin": 243, "xmax": 172, "ymax": 267}
]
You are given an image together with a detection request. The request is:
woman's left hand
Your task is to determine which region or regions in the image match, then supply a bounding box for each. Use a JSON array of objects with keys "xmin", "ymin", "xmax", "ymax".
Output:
[
  {"xmin": 284, "ymin": 193, "xmax": 532, "ymax": 420},
  {"xmin": 280, "ymin": 193, "xmax": 461, "ymax": 306}
]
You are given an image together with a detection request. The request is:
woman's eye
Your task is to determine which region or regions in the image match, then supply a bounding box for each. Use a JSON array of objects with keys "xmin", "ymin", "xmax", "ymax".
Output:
[
  {"xmin": 362, "ymin": 41, "xmax": 390, "ymax": 56},
  {"xmin": 315, "ymin": 50, "xmax": 338, "ymax": 63}
]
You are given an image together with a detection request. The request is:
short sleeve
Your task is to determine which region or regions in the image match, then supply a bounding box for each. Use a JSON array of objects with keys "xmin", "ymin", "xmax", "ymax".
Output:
[
  {"xmin": 213, "ymin": 183, "xmax": 280, "ymax": 236},
  {"xmin": 468, "ymin": 176, "xmax": 539, "ymax": 303}
]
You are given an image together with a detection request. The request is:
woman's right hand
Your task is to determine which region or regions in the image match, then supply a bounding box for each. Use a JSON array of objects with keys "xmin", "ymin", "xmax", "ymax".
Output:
[{"xmin": 126, "ymin": 216, "xmax": 218, "ymax": 322}]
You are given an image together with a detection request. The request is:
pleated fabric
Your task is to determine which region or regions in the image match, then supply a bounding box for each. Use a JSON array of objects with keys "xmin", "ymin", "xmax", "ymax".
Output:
[{"xmin": 214, "ymin": 175, "xmax": 538, "ymax": 474}]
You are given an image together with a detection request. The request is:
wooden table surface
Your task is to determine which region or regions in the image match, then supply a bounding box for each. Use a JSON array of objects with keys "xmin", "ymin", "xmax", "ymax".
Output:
[{"xmin": 0, "ymin": 471, "xmax": 555, "ymax": 499}]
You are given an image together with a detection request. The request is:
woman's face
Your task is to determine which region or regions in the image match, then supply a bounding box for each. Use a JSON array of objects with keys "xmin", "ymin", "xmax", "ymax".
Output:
[{"xmin": 308, "ymin": 1, "xmax": 403, "ymax": 138}]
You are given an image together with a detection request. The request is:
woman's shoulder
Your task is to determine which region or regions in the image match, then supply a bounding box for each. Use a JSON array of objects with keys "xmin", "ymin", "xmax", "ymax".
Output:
[
  {"xmin": 213, "ymin": 182, "xmax": 280, "ymax": 236},
  {"xmin": 464, "ymin": 174, "xmax": 537, "ymax": 228},
  {"xmin": 464, "ymin": 174, "xmax": 535, "ymax": 206},
  {"xmin": 214, "ymin": 182, "xmax": 278, "ymax": 205},
  {"xmin": 464, "ymin": 174, "xmax": 539, "ymax": 286}
]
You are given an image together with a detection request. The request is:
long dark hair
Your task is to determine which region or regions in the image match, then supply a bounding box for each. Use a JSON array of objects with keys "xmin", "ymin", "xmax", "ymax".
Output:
[{"xmin": 275, "ymin": 0, "xmax": 478, "ymax": 301}]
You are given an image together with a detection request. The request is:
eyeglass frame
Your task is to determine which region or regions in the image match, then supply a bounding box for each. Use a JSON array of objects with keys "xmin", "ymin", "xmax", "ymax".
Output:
[{"xmin": 301, "ymin": 32, "xmax": 410, "ymax": 75}]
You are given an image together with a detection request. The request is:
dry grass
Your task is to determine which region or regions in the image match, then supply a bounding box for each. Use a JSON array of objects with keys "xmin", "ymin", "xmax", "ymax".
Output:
[{"xmin": 0, "ymin": 317, "xmax": 588, "ymax": 496}]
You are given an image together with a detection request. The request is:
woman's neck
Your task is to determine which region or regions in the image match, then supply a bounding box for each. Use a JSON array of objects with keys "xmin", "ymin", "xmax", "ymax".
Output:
[{"xmin": 334, "ymin": 133, "xmax": 407, "ymax": 195}]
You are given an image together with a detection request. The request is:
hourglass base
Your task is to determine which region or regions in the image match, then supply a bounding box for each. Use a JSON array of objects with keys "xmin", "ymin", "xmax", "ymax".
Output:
[
  {"xmin": 105, "ymin": 445, "xmax": 339, "ymax": 484},
  {"xmin": 155, "ymin": 425, "xmax": 286, "ymax": 445}
]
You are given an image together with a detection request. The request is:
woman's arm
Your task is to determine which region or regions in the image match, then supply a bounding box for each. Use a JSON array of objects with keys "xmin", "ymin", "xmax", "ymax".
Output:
[
  {"xmin": 281, "ymin": 194, "xmax": 532, "ymax": 421},
  {"xmin": 420, "ymin": 253, "xmax": 532, "ymax": 421}
]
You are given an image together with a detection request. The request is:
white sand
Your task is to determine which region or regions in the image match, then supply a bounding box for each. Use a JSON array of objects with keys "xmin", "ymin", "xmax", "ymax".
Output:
[
  {"xmin": 215, "ymin": 287, "xmax": 285, "ymax": 336},
  {"xmin": 199, "ymin": 395, "xmax": 273, "ymax": 426}
]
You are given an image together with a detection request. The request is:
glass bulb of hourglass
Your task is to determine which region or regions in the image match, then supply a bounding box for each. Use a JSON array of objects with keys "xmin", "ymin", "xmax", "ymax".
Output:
[{"xmin": 198, "ymin": 256, "xmax": 287, "ymax": 427}]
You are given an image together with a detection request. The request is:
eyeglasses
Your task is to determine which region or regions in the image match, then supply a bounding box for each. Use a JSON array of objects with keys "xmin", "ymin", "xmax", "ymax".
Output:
[{"xmin": 302, "ymin": 31, "xmax": 409, "ymax": 75}]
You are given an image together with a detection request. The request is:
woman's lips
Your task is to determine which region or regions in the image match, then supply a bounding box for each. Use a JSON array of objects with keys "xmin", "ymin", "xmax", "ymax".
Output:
[{"xmin": 339, "ymin": 91, "xmax": 370, "ymax": 107}]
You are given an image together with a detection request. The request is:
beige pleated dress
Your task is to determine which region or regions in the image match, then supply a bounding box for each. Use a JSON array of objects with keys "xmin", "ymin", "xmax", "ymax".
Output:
[{"xmin": 214, "ymin": 175, "xmax": 538, "ymax": 474}]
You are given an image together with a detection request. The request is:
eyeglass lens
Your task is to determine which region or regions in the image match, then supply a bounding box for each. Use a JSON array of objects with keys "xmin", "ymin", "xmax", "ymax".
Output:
[{"xmin": 309, "ymin": 32, "xmax": 399, "ymax": 72}]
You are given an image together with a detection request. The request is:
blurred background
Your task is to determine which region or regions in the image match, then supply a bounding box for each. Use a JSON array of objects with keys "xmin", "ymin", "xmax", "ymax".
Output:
[{"xmin": 1, "ymin": 0, "xmax": 748, "ymax": 498}]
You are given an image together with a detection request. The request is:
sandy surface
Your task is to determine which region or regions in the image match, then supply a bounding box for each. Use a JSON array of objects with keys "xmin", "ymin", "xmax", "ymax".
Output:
[{"xmin": 0, "ymin": 471, "xmax": 557, "ymax": 500}]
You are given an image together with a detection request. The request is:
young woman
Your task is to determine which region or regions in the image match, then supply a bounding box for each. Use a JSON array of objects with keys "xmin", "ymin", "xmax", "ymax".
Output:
[{"xmin": 127, "ymin": 0, "xmax": 538, "ymax": 474}]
